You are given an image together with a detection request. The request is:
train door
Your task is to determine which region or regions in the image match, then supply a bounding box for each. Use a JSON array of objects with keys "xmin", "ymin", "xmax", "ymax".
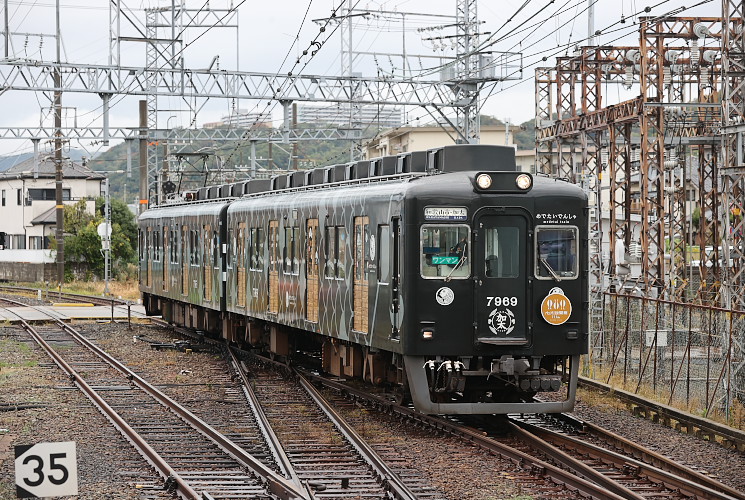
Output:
[
  {"xmin": 146, "ymin": 226, "xmax": 152, "ymax": 287},
  {"xmin": 181, "ymin": 225, "xmax": 188, "ymax": 295},
  {"xmin": 204, "ymin": 225, "xmax": 212, "ymax": 302},
  {"xmin": 306, "ymin": 218, "xmax": 319, "ymax": 322},
  {"xmin": 475, "ymin": 211, "xmax": 529, "ymax": 344},
  {"xmin": 237, "ymin": 223, "xmax": 246, "ymax": 308},
  {"xmin": 268, "ymin": 220, "xmax": 279, "ymax": 313},
  {"xmin": 353, "ymin": 216, "xmax": 369, "ymax": 333},
  {"xmin": 162, "ymin": 226, "xmax": 168, "ymax": 292}
]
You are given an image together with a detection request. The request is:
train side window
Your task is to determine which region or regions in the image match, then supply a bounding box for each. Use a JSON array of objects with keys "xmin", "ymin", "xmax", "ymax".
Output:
[
  {"xmin": 227, "ymin": 228, "xmax": 234, "ymax": 268},
  {"xmin": 535, "ymin": 225, "xmax": 579, "ymax": 280},
  {"xmin": 151, "ymin": 228, "xmax": 158, "ymax": 262},
  {"xmin": 325, "ymin": 226, "xmax": 336, "ymax": 278},
  {"xmin": 336, "ymin": 226, "xmax": 347, "ymax": 280},
  {"xmin": 284, "ymin": 226, "xmax": 299, "ymax": 275},
  {"xmin": 420, "ymin": 224, "xmax": 470, "ymax": 279},
  {"xmin": 138, "ymin": 230, "xmax": 144, "ymax": 261},
  {"xmin": 255, "ymin": 228, "xmax": 265, "ymax": 269},
  {"xmin": 212, "ymin": 231, "xmax": 219, "ymax": 267},
  {"xmin": 484, "ymin": 227, "xmax": 520, "ymax": 278},
  {"xmin": 236, "ymin": 224, "xmax": 245, "ymax": 270},
  {"xmin": 268, "ymin": 221, "xmax": 279, "ymax": 273},
  {"xmin": 170, "ymin": 229, "xmax": 177, "ymax": 264},
  {"xmin": 306, "ymin": 219, "xmax": 318, "ymax": 278},
  {"xmin": 190, "ymin": 229, "xmax": 200, "ymax": 266},
  {"xmin": 377, "ymin": 225, "xmax": 390, "ymax": 284}
]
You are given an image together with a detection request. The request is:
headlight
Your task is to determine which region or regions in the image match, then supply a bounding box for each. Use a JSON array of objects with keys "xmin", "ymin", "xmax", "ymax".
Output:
[
  {"xmin": 476, "ymin": 173, "xmax": 492, "ymax": 189},
  {"xmin": 516, "ymin": 174, "xmax": 532, "ymax": 190}
]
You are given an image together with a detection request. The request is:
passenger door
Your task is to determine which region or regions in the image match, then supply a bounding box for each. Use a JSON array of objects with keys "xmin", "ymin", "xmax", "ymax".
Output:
[{"xmin": 475, "ymin": 211, "xmax": 530, "ymax": 345}]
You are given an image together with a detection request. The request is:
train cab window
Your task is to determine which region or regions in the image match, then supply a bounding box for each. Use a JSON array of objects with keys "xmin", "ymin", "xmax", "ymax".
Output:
[
  {"xmin": 535, "ymin": 225, "xmax": 579, "ymax": 280},
  {"xmin": 484, "ymin": 226, "xmax": 520, "ymax": 278},
  {"xmin": 420, "ymin": 225, "xmax": 470, "ymax": 279}
]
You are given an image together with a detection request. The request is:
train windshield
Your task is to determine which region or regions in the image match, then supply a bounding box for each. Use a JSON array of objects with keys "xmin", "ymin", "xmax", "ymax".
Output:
[
  {"xmin": 420, "ymin": 224, "xmax": 470, "ymax": 279},
  {"xmin": 535, "ymin": 226, "xmax": 579, "ymax": 280}
]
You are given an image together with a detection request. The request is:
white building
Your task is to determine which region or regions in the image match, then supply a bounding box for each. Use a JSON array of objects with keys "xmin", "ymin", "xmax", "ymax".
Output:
[
  {"xmin": 296, "ymin": 104, "xmax": 403, "ymax": 129},
  {"xmin": 203, "ymin": 109, "xmax": 271, "ymax": 129},
  {"xmin": 0, "ymin": 157, "xmax": 104, "ymax": 281}
]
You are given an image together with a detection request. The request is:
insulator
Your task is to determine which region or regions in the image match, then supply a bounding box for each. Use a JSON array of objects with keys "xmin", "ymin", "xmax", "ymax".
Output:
[
  {"xmin": 624, "ymin": 65, "xmax": 633, "ymax": 89},
  {"xmin": 663, "ymin": 66, "xmax": 671, "ymax": 86},
  {"xmin": 693, "ymin": 23, "xmax": 711, "ymax": 38},
  {"xmin": 691, "ymin": 39, "xmax": 700, "ymax": 66},
  {"xmin": 700, "ymin": 67, "xmax": 709, "ymax": 84},
  {"xmin": 702, "ymin": 50, "xmax": 717, "ymax": 65}
]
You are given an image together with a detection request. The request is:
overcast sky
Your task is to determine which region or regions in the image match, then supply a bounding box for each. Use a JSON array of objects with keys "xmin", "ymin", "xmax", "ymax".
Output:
[{"xmin": 0, "ymin": 0, "xmax": 718, "ymax": 158}]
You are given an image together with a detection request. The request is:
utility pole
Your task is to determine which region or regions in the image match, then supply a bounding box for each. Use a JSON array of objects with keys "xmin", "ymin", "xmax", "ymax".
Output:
[
  {"xmin": 587, "ymin": 0, "xmax": 595, "ymax": 46},
  {"xmin": 54, "ymin": 0, "xmax": 64, "ymax": 287},
  {"xmin": 139, "ymin": 100, "xmax": 148, "ymax": 214}
]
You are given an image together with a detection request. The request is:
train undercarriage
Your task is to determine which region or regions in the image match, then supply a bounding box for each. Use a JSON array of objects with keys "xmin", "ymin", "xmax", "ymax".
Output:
[{"xmin": 144, "ymin": 293, "xmax": 578, "ymax": 414}]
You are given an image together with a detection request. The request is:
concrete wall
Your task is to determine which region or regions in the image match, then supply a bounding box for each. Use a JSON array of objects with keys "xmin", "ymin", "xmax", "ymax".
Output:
[{"xmin": 0, "ymin": 262, "xmax": 55, "ymax": 282}]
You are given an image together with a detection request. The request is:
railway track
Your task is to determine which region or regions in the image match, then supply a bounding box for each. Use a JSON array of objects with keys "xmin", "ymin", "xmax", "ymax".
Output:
[
  {"xmin": 294, "ymin": 367, "xmax": 745, "ymax": 500},
  {"xmin": 509, "ymin": 413, "xmax": 744, "ymax": 500},
  {"xmin": 3, "ymin": 287, "xmax": 743, "ymax": 498},
  {"xmin": 1, "ymin": 298, "xmax": 308, "ymax": 500},
  {"xmin": 237, "ymin": 354, "xmax": 425, "ymax": 499}
]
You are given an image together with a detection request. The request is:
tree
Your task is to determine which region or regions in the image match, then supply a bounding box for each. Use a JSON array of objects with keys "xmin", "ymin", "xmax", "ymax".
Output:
[{"xmin": 54, "ymin": 198, "xmax": 138, "ymax": 281}]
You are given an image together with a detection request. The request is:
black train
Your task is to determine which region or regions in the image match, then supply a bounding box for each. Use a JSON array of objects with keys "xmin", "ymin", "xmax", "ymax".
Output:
[{"xmin": 139, "ymin": 144, "xmax": 588, "ymax": 414}]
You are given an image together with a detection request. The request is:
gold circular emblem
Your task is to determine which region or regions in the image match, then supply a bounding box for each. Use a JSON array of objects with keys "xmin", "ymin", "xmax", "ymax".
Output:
[{"xmin": 541, "ymin": 291, "xmax": 572, "ymax": 325}]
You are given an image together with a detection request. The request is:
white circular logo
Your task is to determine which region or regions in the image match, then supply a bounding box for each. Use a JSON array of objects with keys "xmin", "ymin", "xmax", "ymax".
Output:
[
  {"xmin": 435, "ymin": 287, "xmax": 455, "ymax": 306},
  {"xmin": 488, "ymin": 307, "xmax": 516, "ymax": 336}
]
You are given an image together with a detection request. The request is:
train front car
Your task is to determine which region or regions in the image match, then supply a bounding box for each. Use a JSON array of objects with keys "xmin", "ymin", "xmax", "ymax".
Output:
[{"xmin": 402, "ymin": 145, "xmax": 588, "ymax": 414}]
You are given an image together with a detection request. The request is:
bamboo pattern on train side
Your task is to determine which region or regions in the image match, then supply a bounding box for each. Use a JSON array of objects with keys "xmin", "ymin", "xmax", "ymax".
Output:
[
  {"xmin": 306, "ymin": 218, "xmax": 319, "ymax": 323},
  {"xmin": 353, "ymin": 216, "xmax": 369, "ymax": 334},
  {"xmin": 268, "ymin": 220, "xmax": 279, "ymax": 314}
]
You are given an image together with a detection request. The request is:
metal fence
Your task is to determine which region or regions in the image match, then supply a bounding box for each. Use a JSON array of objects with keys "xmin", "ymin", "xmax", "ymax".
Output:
[{"xmin": 585, "ymin": 293, "xmax": 745, "ymax": 425}]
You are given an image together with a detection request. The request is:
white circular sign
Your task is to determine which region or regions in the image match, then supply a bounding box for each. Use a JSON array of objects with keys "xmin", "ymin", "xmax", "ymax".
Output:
[
  {"xmin": 435, "ymin": 287, "xmax": 455, "ymax": 306},
  {"xmin": 96, "ymin": 222, "xmax": 112, "ymax": 238}
]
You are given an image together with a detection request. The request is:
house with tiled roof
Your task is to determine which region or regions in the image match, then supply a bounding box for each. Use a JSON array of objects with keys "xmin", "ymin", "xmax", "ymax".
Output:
[{"xmin": 0, "ymin": 156, "xmax": 104, "ymax": 281}]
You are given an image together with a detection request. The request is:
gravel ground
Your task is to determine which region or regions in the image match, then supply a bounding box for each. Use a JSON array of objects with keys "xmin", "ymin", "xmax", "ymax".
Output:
[
  {"xmin": 571, "ymin": 395, "xmax": 745, "ymax": 493},
  {"xmin": 1, "ymin": 316, "xmax": 742, "ymax": 499},
  {"xmin": 0, "ymin": 322, "xmax": 165, "ymax": 499}
]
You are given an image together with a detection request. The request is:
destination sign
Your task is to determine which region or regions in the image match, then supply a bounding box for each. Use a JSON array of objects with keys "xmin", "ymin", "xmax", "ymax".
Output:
[{"xmin": 424, "ymin": 207, "xmax": 468, "ymax": 221}]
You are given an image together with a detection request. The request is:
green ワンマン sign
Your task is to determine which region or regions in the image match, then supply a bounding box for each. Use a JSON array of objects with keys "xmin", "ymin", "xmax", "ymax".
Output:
[{"xmin": 432, "ymin": 255, "xmax": 460, "ymax": 265}]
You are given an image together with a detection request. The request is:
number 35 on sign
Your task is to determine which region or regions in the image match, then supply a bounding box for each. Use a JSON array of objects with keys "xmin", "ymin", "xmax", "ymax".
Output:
[{"xmin": 15, "ymin": 441, "xmax": 78, "ymax": 498}]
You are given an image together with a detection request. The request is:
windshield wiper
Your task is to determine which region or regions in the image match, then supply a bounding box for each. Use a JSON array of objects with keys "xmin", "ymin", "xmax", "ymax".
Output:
[
  {"xmin": 540, "ymin": 257, "xmax": 561, "ymax": 282},
  {"xmin": 444, "ymin": 244, "xmax": 467, "ymax": 282}
]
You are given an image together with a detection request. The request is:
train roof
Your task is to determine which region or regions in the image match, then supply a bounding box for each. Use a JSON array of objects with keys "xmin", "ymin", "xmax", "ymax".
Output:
[{"xmin": 163, "ymin": 144, "xmax": 518, "ymax": 205}]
